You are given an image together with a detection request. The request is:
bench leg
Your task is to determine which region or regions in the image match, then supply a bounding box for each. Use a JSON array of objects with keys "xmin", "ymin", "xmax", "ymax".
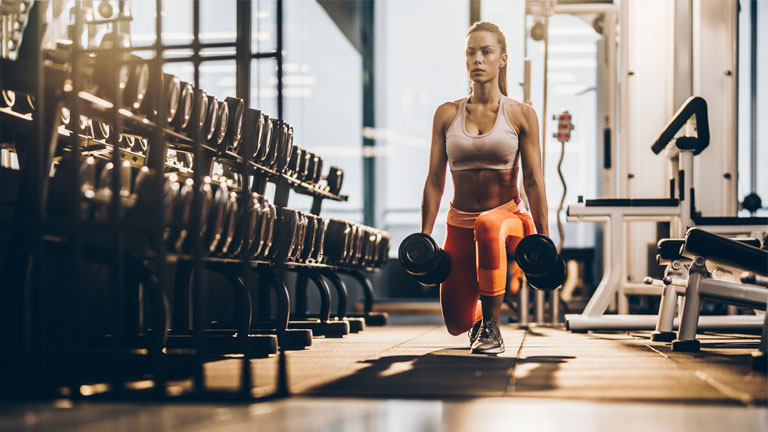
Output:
[
  {"xmin": 652, "ymin": 282, "xmax": 678, "ymax": 342},
  {"xmin": 672, "ymin": 258, "xmax": 706, "ymax": 352}
]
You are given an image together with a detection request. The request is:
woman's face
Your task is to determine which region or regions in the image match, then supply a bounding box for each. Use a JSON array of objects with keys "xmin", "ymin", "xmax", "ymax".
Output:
[{"xmin": 465, "ymin": 31, "xmax": 507, "ymax": 85}]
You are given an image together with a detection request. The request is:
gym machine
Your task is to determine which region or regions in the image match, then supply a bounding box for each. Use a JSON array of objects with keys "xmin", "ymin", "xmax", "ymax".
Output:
[
  {"xmin": 564, "ymin": 97, "xmax": 767, "ymax": 332},
  {"xmin": 661, "ymin": 229, "xmax": 767, "ymax": 371}
]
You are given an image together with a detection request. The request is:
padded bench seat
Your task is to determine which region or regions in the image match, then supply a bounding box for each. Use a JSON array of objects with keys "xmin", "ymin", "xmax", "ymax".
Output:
[
  {"xmin": 657, "ymin": 237, "xmax": 761, "ymax": 261},
  {"xmin": 684, "ymin": 229, "xmax": 768, "ymax": 276},
  {"xmin": 585, "ymin": 198, "xmax": 679, "ymax": 207},
  {"xmin": 693, "ymin": 215, "xmax": 768, "ymax": 226}
]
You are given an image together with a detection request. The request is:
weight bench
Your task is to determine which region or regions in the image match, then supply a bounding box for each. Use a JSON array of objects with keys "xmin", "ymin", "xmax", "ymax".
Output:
[
  {"xmin": 565, "ymin": 96, "xmax": 767, "ymax": 332},
  {"xmin": 648, "ymin": 237, "xmax": 765, "ymax": 342},
  {"xmin": 670, "ymin": 229, "xmax": 768, "ymax": 369}
]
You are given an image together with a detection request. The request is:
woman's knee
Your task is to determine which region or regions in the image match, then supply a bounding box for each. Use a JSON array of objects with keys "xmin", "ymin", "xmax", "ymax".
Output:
[
  {"xmin": 445, "ymin": 318, "xmax": 473, "ymax": 336},
  {"xmin": 474, "ymin": 211, "xmax": 503, "ymax": 245}
]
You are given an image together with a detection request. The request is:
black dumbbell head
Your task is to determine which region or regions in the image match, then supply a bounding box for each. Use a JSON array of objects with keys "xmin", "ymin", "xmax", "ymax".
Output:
[
  {"xmin": 398, "ymin": 233, "xmax": 450, "ymax": 286},
  {"xmin": 175, "ymin": 81, "xmax": 194, "ymax": 130},
  {"xmin": 515, "ymin": 234, "xmax": 559, "ymax": 277},
  {"xmin": 526, "ymin": 254, "xmax": 566, "ymax": 291},
  {"xmin": 398, "ymin": 233, "xmax": 440, "ymax": 275},
  {"xmin": 203, "ymin": 96, "xmax": 219, "ymax": 141},
  {"xmin": 224, "ymin": 96, "xmax": 244, "ymax": 152}
]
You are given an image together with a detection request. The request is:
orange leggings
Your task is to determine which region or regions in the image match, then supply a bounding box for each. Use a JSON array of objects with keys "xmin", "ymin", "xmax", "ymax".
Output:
[{"xmin": 441, "ymin": 206, "xmax": 534, "ymax": 335}]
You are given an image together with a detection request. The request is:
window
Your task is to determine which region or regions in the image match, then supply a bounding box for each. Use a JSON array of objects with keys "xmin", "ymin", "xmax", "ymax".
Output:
[{"xmin": 375, "ymin": 0, "xmax": 469, "ymax": 248}]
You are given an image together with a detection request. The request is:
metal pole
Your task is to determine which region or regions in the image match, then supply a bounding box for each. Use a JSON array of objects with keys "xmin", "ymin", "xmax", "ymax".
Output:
[
  {"xmin": 276, "ymin": 0, "xmax": 283, "ymax": 120},
  {"xmin": 551, "ymin": 288, "xmax": 561, "ymax": 325},
  {"xmin": 535, "ymin": 288, "xmax": 546, "ymax": 324},
  {"xmin": 519, "ymin": 279, "xmax": 530, "ymax": 328},
  {"xmin": 362, "ymin": 0, "xmax": 375, "ymax": 226},
  {"xmin": 236, "ymin": 0, "xmax": 252, "ymax": 107},
  {"xmin": 750, "ymin": 0, "xmax": 757, "ymax": 193},
  {"xmin": 541, "ymin": 15, "xmax": 549, "ymax": 174}
]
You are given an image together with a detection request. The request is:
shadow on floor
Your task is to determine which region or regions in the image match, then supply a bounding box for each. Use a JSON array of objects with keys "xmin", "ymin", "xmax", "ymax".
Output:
[{"xmin": 305, "ymin": 348, "xmax": 574, "ymax": 398}]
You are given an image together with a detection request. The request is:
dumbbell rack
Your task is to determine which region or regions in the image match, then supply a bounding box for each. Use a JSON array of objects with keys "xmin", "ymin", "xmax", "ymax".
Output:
[{"xmin": 0, "ymin": 0, "xmax": 388, "ymax": 400}]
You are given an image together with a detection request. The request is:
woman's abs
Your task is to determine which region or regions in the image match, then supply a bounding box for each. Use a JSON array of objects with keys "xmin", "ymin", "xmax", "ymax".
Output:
[{"xmin": 451, "ymin": 167, "xmax": 520, "ymax": 212}]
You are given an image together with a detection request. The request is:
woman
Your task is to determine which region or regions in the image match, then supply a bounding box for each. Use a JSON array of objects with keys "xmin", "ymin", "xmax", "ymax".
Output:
[{"xmin": 421, "ymin": 21, "xmax": 549, "ymax": 354}]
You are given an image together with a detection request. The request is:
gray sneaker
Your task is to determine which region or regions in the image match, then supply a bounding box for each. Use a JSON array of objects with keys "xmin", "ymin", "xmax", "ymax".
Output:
[
  {"xmin": 468, "ymin": 319, "xmax": 482, "ymax": 346},
  {"xmin": 470, "ymin": 320, "xmax": 505, "ymax": 354}
]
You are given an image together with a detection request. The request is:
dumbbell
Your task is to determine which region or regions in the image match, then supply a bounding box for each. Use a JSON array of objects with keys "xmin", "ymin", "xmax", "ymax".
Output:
[
  {"xmin": 91, "ymin": 32, "xmax": 149, "ymax": 112},
  {"xmin": 304, "ymin": 151, "xmax": 316, "ymax": 183},
  {"xmin": 375, "ymin": 233, "xmax": 391, "ymax": 268},
  {"xmin": 352, "ymin": 224, "xmax": 366, "ymax": 266},
  {"xmin": 202, "ymin": 95, "xmax": 219, "ymax": 142},
  {"xmin": 326, "ymin": 166, "xmax": 344, "ymax": 195},
  {"xmin": 294, "ymin": 212, "xmax": 308, "ymax": 261},
  {"xmin": 265, "ymin": 118, "xmax": 282, "ymax": 167},
  {"xmin": 209, "ymin": 97, "xmax": 229, "ymax": 147},
  {"xmin": 138, "ymin": 71, "xmax": 180, "ymax": 125},
  {"xmin": 514, "ymin": 234, "xmax": 566, "ymax": 291},
  {"xmin": 249, "ymin": 108, "xmax": 264, "ymax": 162},
  {"xmin": 227, "ymin": 193, "xmax": 251, "ymax": 258},
  {"xmin": 123, "ymin": 56, "xmax": 150, "ymax": 111},
  {"xmin": 258, "ymin": 199, "xmax": 278, "ymax": 261},
  {"xmin": 184, "ymin": 88, "xmax": 208, "ymax": 138},
  {"xmin": 301, "ymin": 214, "xmax": 319, "ymax": 262},
  {"xmin": 222, "ymin": 96, "xmax": 244, "ymax": 153},
  {"xmin": 287, "ymin": 146, "xmax": 300, "ymax": 177},
  {"xmin": 398, "ymin": 233, "xmax": 451, "ymax": 286},
  {"xmin": 275, "ymin": 122, "xmax": 293, "ymax": 173},
  {"xmin": 1, "ymin": 89, "xmax": 16, "ymax": 109},
  {"xmin": 274, "ymin": 207, "xmax": 299, "ymax": 262},
  {"xmin": 247, "ymin": 194, "xmax": 268, "ymax": 258},
  {"xmin": 324, "ymin": 218, "xmax": 351, "ymax": 265},
  {"xmin": 313, "ymin": 217, "xmax": 328, "ymax": 263},
  {"xmin": 170, "ymin": 177, "xmax": 195, "ymax": 252},
  {"xmin": 240, "ymin": 108, "xmax": 262, "ymax": 159},
  {"xmin": 173, "ymin": 176, "xmax": 213, "ymax": 253},
  {"xmin": 172, "ymin": 81, "xmax": 194, "ymax": 132},
  {"xmin": 217, "ymin": 190, "xmax": 240, "ymax": 256},
  {"xmin": 205, "ymin": 182, "xmax": 230, "ymax": 254},
  {"xmin": 255, "ymin": 113, "xmax": 273, "ymax": 165},
  {"xmin": 342, "ymin": 223, "xmax": 358, "ymax": 266},
  {"xmin": 299, "ymin": 148, "xmax": 312, "ymax": 182}
]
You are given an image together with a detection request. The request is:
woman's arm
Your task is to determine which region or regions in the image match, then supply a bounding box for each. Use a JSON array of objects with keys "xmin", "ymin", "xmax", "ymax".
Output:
[
  {"xmin": 421, "ymin": 104, "xmax": 452, "ymax": 235},
  {"xmin": 519, "ymin": 105, "xmax": 549, "ymax": 236}
]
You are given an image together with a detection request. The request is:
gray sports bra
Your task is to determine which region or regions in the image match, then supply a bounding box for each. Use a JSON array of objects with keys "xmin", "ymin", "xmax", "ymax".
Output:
[{"xmin": 445, "ymin": 96, "xmax": 519, "ymax": 172}]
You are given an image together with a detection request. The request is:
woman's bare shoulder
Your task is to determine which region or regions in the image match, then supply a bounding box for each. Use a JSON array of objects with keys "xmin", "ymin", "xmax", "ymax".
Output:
[
  {"xmin": 436, "ymin": 99, "xmax": 463, "ymax": 116},
  {"xmin": 433, "ymin": 99, "xmax": 463, "ymax": 126},
  {"xmin": 503, "ymin": 97, "xmax": 538, "ymax": 131}
]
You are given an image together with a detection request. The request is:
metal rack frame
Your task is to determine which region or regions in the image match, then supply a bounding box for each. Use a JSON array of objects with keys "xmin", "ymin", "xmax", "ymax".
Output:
[{"xmin": 0, "ymin": 0, "xmax": 388, "ymax": 401}]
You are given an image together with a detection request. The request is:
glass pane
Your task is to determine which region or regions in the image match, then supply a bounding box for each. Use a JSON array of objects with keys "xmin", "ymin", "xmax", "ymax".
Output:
[
  {"xmin": 253, "ymin": 0, "xmax": 278, "ymax": 53},
  {"xmin": 756, "ymin": 0, "xmax": 767, "ymax": 216},
  {"xmin": 129, "ymin": 1, "xmax": 157, "ymax": 47},
  {"xmin": 251, "ymin": 58, "xmax": 279, "ymax": 118},
  {"xmin": 200, "ymin": 0, "xmax": 236, "ymax": 43},
  {"xmin": 282, "ymin": 0, "xmax": 363, "ymax": 221},
  {"xmin": 163, "ymin": 62, "xmax": 195, "ymax": 87},
  {"xmin": 199, "ymin": 60, "xmax": 236, "ymax": 102},
  {"xmin": 161, "ymin": 0, "xmax": 193, "ymax": 45},
  {"xmin": 376, "ymin": 0, "xmax": 468, "ymax": 247}
]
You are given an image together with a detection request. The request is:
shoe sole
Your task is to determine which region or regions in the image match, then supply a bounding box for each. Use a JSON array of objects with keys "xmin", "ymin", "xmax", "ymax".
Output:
[{"xmin": 471, "ymin": 343, "xmax": 505, "ymax": 355}]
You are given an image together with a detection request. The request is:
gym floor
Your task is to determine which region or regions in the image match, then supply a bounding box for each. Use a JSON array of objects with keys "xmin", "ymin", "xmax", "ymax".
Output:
[{"xmin": 2, "ymin": 320, "xmax": 766, "ymax": 431}]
